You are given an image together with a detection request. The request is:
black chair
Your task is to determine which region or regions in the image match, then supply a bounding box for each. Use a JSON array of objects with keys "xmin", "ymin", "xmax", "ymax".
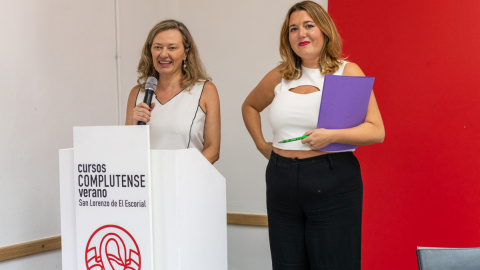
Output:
[{"xmin": 417, "ymin": 246, "xmax": 480, "ymax": 270}]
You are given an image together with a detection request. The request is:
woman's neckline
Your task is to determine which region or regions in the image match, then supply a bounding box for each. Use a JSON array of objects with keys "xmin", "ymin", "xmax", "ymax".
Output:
[
  {"xmin": 154, "ymin": 88, "xmax": 185, "ymax": 105},
  {"xmin": 301, "ymin": 65, "xmax": 320, "ymax": 71}
]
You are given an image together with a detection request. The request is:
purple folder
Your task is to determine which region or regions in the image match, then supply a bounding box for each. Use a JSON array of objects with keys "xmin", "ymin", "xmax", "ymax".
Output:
[{"xmin": 317, "ymin": 74, "xmax": 375, "ymax": 151}]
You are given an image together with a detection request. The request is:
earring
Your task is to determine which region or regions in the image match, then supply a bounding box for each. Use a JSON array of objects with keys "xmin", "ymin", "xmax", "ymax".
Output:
[{"xmin": 183, "ymin": 59, "xmax": 187, "ymax": 69}]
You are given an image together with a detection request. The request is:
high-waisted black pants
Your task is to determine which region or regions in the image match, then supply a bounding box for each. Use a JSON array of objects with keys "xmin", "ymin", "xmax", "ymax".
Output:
[{"xmin": 266, "ymin": 151, "xmax": 363, "ymax": 270}]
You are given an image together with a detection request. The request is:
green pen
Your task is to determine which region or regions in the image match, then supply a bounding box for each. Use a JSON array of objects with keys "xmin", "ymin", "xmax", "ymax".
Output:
[{"xmin": 278, "ymin": 135, "xmax": 308, "ymax": 143}]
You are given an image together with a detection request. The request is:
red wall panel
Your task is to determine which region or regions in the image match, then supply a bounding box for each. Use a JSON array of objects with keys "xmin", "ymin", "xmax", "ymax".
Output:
[{"xmin": 329, "ymin": 1, "xmax": 480, "ymax": 269}]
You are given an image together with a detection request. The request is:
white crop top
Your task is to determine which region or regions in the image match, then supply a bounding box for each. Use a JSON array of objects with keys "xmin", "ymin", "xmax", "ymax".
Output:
[
  {"xmin": 135, "ymin": 81, "xmax": 206, "ymax": 152},
  {"xmin": 269, "ymin": 61, "xmax": 352, "ymax": 151}
]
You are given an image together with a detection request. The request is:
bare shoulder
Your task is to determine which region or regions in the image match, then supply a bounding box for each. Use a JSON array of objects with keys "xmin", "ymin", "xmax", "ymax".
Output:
[
  {"xmin": 128, "ymin": 85, "xmax": 141, "ymax": 99},
  {"xmin": 203, "ymin": 81, "xmax": 218, "ymax": 93},
  {"xmin": 127, "ymin": 85, "xmax": 141, "ymax": 106},
  {"xmin": 199, "ymin": 81, "xmax": 220, "ymax": 113},
  {"xmin": 343, "ymin": 62, "xmax": 366, "ymax": 77},
  {"xmin": 252, "ymin": 64, "xmax": 283, "ymax": 96},
  {"xmin": 201, "ymin": 81, "xmax": 219, "ymax": 100},
  {"xmin": 262, "ymin": 64, "xmax": 283, "ymax": 86},
  {"xmin": 243, "ymin": 64, "xmax": 283, "ymax": 112},
  {"xmin": 269, "ymin": 64, "xmax": 284, "ymax": 78}
]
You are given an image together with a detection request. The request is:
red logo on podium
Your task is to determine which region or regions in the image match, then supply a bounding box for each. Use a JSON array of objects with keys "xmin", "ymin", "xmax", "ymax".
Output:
[{"xmin": 85, "ymin": 225, "xmax": 142, "ymax": 270}]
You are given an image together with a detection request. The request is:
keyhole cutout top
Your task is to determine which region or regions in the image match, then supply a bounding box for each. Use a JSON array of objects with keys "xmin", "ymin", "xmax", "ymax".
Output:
[{"xmin": 288, "ymin": 85, "xmax": 321, "ymax": 94}]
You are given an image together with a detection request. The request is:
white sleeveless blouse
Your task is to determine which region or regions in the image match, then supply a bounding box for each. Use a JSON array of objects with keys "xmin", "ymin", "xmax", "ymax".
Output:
[
  {"xmin": 269, "ymin": 62, "xmax": 349, "ymax": 151},
  {"xmin": 135, "ymin": 81, "xmax": 206, "ymax": 151}
]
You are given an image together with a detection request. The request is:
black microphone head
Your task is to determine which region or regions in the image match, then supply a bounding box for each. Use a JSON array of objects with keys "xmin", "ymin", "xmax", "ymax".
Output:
[{"xmin": 145, "ymin": 77, "xmax": 157, "ymax": 91}]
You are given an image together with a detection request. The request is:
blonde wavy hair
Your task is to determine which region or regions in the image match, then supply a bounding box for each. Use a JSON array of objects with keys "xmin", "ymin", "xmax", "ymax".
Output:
[
  {"xmin": 279, "ymin": 1, "xmax": 343, "ymax": 79},
  {"xmin": 137, "ymin": 19, "xmax": 210, "ymax": 91}
]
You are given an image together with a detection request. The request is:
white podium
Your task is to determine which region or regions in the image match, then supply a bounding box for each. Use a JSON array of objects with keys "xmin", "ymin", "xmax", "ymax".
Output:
[
  {"xmin": 59, "ymin": 126, "xmax": 227, "ymax": 270},
  {"xmin": 150, "ymin": 149, "xmax": 227, "ymax": 269}
]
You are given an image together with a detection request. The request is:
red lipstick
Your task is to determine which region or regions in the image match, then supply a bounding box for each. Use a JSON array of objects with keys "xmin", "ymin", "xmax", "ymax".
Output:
[{"xmin": 299, "ymin": 41, "xmax": 310, "ymax": 46}]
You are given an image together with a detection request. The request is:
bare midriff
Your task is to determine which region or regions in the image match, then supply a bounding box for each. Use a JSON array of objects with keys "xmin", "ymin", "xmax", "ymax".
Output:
[{"xmin": 273, "ymin": 147, "xmax": 330, "ymax": 159}]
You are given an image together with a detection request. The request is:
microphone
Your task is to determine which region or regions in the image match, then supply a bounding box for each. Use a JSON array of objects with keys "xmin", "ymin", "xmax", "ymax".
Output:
[{"xmin": 138, "ymin": 76, "xmax": 157, "ymax": 125}]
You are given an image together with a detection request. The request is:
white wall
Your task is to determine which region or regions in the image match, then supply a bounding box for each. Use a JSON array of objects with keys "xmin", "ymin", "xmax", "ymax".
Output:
[
  {"xmin": 0, "ymin": 0, "xmax": 117, "ymax": 269},
  {"xmin": 0, "ymin": 0, "xmax": 327, "ymax": 269}
]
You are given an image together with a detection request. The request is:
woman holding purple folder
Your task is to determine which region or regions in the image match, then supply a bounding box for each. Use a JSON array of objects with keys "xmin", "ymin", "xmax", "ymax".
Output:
[{"xmin": 242, "ymin": 1, "xmax": 384, "ymax": 269}]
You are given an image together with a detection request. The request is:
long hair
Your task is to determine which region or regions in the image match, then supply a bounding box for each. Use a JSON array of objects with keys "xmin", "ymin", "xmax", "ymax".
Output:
[
  {"xmin": 137, "ymin": 19, "xmax": 210, "ymax": 90},
  {"xmin": 279, "ymin": 1, "xmax": 343, "ymax": 79}
]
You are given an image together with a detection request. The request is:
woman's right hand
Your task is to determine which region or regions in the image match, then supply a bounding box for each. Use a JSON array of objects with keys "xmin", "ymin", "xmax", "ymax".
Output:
[
  {"xmin": 257, "ymin": 141, "xmax": 273, "ymax": 160},
  {"xmin": 132, "ymin": 102, "xmax": 156, "ymax": 124}
]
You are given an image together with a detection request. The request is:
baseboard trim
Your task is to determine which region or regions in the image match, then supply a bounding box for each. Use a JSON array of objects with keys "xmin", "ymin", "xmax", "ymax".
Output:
[
  {"xmin": 0, "ymin": 212, "xmax": 268, "ymax": 262},
  {"xmin": 0, "ymin": 236, "xmax": 61, "ymax": 262},
  {"xmin": 227, "ymin": 213, "xmax": 268, "ymax": 227}
]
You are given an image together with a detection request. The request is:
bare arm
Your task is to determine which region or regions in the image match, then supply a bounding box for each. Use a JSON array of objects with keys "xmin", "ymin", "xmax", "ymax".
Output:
[
  {"xmin": 242, "ymin": 66, "xmax": 282, "ymax": 159},
  {"xmin": 125, "ymin": 85, "xmax": 155, "ymax": 125},
  {"xmin": 200, "ymin": 81, "xmax": 221, "ymax": 164},
  {"xmin": 302, "ymin": 62, "xmax": 385, "ymax": 149}
]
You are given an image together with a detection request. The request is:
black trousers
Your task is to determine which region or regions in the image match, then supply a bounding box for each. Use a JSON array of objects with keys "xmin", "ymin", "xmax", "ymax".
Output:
[{"xmin": 266, "ymin": 151, "xmax": 363, "ymax": 270}]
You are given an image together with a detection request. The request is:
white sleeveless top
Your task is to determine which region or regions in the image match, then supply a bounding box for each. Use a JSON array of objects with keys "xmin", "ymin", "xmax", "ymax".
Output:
[
  {"xmin": 135, "ymin": 81, "xmax": 206, "ymax": 151},
  {"xmin": 269, "ymin": 61, "xmax": 351, "ymax": 151}
]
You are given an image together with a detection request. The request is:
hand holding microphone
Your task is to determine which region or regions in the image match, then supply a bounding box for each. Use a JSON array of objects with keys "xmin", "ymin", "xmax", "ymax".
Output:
[{"xmin": 137, "ymin": 77, "xmax": 157, "ymax": 125}]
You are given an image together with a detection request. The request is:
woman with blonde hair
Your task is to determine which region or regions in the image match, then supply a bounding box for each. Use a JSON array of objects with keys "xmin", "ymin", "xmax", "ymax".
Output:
[
  {"xmin": 242, "ymin": 1, "xmax": 384, "ymax": 268},
  {"xmin": 126, "ymin": 20, "xmax": 220, "ymax": 164}
]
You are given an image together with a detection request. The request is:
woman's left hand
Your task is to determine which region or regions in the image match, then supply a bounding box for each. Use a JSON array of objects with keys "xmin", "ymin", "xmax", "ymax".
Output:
[{"xmin": 301, "ymin": 128, "xmax": 336, "ymax": 150}]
